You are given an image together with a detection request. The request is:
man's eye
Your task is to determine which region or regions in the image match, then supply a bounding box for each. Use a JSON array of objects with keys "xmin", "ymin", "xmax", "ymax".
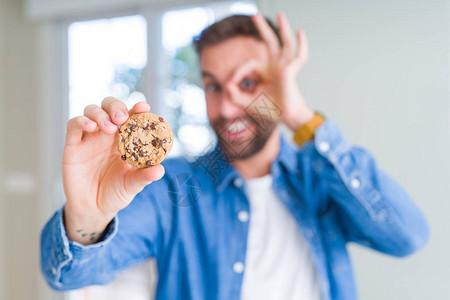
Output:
[
  {"xmin": 206, "ymin": 83, "xmax": 220, "ymax": 92},
  {"xmin": 239, "ymin": 78, "xmax": 256, "ymax": 92}
]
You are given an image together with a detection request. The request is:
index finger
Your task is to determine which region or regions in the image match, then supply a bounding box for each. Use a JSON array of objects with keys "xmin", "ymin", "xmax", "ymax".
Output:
[
  {"xmin": 229, "ymin": 59, "xmax": 265, "ymax": 85},
  {"xmin": 226, "ymin": 59, "xmax": 265, "ymax": 107},
  {"xmin": 65, "ymin": 116, "xmax": 98, "ymax": 146}
]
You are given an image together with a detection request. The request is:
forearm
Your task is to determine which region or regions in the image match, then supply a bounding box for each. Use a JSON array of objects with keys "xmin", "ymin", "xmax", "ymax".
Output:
[
  {"xmin": 280, "ymin": 80, "xmax": 315, "ymax": 131},
  {"xmin": 313, "ymin": 120, "xmax": 429, "ymax": 256},
  {"xmin": 349, "ymin": 169, "xmax": 428, "ymax": 256},
  {"xmin": 326, "ymin": 154, "xmax": 428, "ymax": 255},
  {"xmin": 41, "ymin": 191, "xmax": 161, "ymax": 291},
  {"xmin": 285, "ymin": 105, "xmax": 315, "ymax": 132}
]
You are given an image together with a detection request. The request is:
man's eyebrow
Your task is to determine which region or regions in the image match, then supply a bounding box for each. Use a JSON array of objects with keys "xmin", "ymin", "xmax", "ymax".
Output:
[{"xmin": 201, "ymin": 71, "xmax": 215, "ymax": 79}]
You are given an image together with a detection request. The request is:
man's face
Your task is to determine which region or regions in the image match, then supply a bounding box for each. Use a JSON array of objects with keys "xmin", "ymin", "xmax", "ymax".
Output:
[{"xmin": 200, "ymin": 36, "xmax": 277, "ymax": 160}]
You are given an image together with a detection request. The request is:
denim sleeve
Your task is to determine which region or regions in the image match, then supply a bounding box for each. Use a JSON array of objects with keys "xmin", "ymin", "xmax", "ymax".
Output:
[
  {"xmin": 312, "ymin": 120, "xmax": 429, "ymax": 257},
  {"xmin": 40, "ymin": 188, "xmax": 162, "ymax": 291}
]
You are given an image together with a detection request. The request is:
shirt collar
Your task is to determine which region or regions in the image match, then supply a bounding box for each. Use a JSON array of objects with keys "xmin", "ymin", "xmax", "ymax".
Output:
[
  {"xmin": 272, "ymin": 133, "xmax": 300, "ymax": 175},
  {"xmin": 194, "ymin": 144, "xmax": 239, "ymax": 193},
  {"xmin": 196, "ymin": 133, "xmax": 299, "ymax": 193}
]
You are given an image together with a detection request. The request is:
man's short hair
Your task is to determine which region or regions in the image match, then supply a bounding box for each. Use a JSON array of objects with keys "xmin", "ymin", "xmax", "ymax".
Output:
[{"xmin": 193, "ymin": 14, "xmax": 282, "ymax": 56}]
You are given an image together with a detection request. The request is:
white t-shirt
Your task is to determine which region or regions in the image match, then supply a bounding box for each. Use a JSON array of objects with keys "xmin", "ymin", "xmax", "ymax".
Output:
[{"xmin": 240, "ymin": 174, "xmax": 322, "ymax": 300}]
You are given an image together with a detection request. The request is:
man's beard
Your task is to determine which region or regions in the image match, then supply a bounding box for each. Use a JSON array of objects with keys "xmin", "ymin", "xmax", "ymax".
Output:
[{"xmin": 210, "ymin": 115, "xmax": 277, "ymax": 161}]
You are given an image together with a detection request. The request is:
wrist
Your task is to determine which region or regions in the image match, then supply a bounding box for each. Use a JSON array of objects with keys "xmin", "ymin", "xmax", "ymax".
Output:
[
  {"xmin": 292, "ymin": 112, "xmax": 325, "ymax": 147},
  {"xmin": 63, "ymin": 205, "xmax": 114, "ymax": 245},
  {"xmin": 283, "ymin": 106, "xmax": 315, "ymax": 132}
]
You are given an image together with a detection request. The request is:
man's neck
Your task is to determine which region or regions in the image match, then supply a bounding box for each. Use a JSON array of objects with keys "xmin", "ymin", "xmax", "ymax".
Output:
[{"xmin": 231, "ymin": 128, "xmax": 280, "ymax": 179}]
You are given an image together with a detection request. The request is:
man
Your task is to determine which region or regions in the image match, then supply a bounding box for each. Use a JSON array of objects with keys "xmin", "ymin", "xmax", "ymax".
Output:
[{"xmin": 41, "ymin": 12, "xmax": 429, "ymax": 300}]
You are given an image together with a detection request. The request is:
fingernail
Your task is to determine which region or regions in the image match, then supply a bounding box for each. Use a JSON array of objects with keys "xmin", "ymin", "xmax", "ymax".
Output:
[
  {"xmin": 115, "ymin": 110, "xmax": 125, "ymax": 118},
  {"xmin": 104, "ymin": 120, "xmax": 114, "ymax": 127}
]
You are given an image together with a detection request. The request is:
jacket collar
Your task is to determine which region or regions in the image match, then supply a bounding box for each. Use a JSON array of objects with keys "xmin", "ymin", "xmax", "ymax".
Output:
[
  {"xmin": 196, "ymin": 132, "xmax": 299, "ymax": 193},
  {"xmin": 272, "ymin": 132, "xmax": 300, "ymax": 176}
]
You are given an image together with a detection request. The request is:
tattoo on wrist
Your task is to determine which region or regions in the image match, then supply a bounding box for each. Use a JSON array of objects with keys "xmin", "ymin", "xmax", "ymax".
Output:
[
  {"xmin": 76, "ymin": 229, "xmax": 100, "ymax": 241},
  {"xmin": 90, "ymin": 232, "xmax": 99, "ymax": 241}
]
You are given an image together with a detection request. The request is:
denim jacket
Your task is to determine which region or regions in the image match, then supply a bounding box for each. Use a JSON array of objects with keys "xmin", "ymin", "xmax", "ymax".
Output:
[{"xmin": 40, "ymin": 120, "xmax": 429, "ymax": 300}]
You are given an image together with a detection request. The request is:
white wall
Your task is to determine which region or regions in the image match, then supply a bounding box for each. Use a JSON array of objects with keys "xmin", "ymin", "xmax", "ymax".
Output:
[
  {"xmin": 260, "ymin": 0, "xmax": 450, "ymax": 299},
  {"xmin": 0, "ymin": 0, "xmax": 7, "ymax": 298},
  {"xmin": 0, "ymin": 0, "xmax": 56, "ymax": 299}
]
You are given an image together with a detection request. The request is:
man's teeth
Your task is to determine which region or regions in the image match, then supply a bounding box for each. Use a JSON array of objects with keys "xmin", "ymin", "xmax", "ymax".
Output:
[{"xmin": 226, "ymin": 121, "xmax": 248, "ymax": 133}]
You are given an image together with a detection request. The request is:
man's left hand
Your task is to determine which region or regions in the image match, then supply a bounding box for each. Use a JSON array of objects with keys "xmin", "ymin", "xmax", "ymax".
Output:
[{"xmin": 226, "ymin": 12, "xmax": 315, "ymax": 132}]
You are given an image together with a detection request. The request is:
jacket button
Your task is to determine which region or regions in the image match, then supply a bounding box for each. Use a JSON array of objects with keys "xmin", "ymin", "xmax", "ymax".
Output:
[
  {"xmin": 351, "ymin": 178, "xmax": 361, "ymax": 189},
  {"xmin": 233, "ymin": 178, "xmax": 243, "ymax": 188},
  {"xmin": 238, "ymin": 211, "xmax": 249, "ymax": 222},
  {"xmin": 233, "ymin": 262, "xmax": 244, "ymax": 274},
  {"xmin": 318, "ymin": 141, "xmax": 330, "ymax": 153}
]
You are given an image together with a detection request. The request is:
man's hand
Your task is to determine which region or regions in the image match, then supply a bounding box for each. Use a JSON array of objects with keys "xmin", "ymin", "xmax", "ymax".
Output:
[
  {"xmin": 226, "ymin": 12, "xmax": 315, "ymax": 131},
  {"xmin": 63, "ymin": 97, "xmax": 165, "ymax": 245}
]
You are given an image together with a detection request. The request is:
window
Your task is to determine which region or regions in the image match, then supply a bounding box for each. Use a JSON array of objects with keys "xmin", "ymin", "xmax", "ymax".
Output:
[{"xmin": 68, "ymin": 15, "xmax": 148, "ymax": 118}]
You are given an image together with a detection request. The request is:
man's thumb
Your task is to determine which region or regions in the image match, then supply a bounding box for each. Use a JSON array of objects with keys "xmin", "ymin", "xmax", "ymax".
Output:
[{"xmin": 124, "ymin": 164, "xmax": 165, "ymax": 195}]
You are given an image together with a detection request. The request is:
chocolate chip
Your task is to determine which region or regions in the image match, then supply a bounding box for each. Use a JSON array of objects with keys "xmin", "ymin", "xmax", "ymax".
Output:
[
  {"xmin": 152, "ymin": 139, "xmax": 158, "ymax": 147},
  {"xmin": 121, "ymin": 138, "xmax": 125, "ymax": 143},
  {"xmin": 139, "ymin": 150, "xmax": 147, "ymax": 157},
  {"xmin": 132, "ymin": 153, "xmax": 138, "ymax": 161},
  {"xmin": 129, "ymin": 123, "xmax": 136, "ymax": 130},
  {"xmin": 121, "ymin": 155, "xmax": 126, "ymax": 161},
  {"xmin": 159, "ymin": 117, "xmax": 164, "ymax": 122},
  {"xmin": 133, "ymin": 146, "xmax": 140, "ymax": 151},
  {"xmin": 143, "ymin": 124, "xmax": 150, "ymax": 130},
  {"xmin": 163, "ymin": 148, "xmax": 167, "ymax": 154},
  {"xmin": 161, "ymin": 138, "xmax": 167, "ymax": 144},
  {"xmin": 132, "ymin": 138, "xmax": 140, "ymax": 146},
  {"xmin": 146, "ymin": 160, "xmax": 154, "ymax": 167},
  {"xmin": 150, "ymin": 123, "xmax": 156, "ymax": 130}
]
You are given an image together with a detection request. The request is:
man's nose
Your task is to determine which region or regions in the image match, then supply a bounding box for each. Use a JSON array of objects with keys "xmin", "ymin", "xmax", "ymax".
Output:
[{"xmin": 218, "ymin": 90, "xmax": 243, "ymax": 119}]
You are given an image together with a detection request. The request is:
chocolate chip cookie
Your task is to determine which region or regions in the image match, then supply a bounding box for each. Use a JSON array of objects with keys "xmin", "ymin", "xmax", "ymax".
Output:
[{"xmin": 118, "ymin": 112, "xmax": 173, "ymax": 168}]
